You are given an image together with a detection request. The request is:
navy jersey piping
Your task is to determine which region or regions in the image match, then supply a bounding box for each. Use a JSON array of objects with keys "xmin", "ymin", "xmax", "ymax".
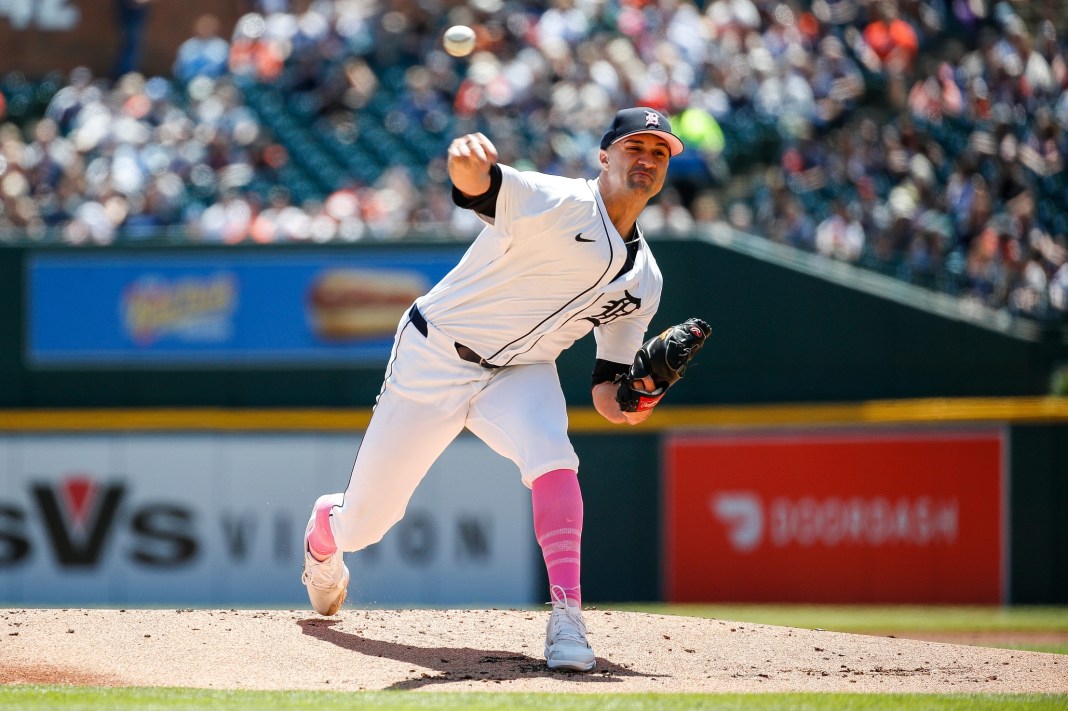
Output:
[
  {"xmin": 491, "ymin": 181, "xmax": 620, "ymax": 365},
  {"xmin": 342, "ymin": 314, "xmax": 414, "ymax": 500}
]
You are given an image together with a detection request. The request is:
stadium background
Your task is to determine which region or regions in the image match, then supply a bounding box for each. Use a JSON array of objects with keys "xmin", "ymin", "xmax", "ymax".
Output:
[{"xmin": 0, "ymin": 0, "xmax": 1066, "ymax": 609}]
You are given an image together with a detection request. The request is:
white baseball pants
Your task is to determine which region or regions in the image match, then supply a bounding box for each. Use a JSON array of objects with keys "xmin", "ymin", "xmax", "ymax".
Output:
[{"xmin": 329, "ymin": 308, "xmax": 580, "ymax": 553}]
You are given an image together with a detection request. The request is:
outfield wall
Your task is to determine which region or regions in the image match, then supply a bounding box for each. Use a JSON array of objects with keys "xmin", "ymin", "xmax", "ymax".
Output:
[
  {"xmin": 1, "ymin": 402, "xmax": 1065, "ymax": 606},
  {"xmin": 2, "ymin": 240, "xmax": 1064, "ymax": 409},
  {"xmin": 577, "ymin": 403, "xmax": 1068, "ymax": 606},
  {"xmin": 2, "ymin": 239, "xmax": 1065, "ymax": 604},
  {"xmin": 0, "ymin": 430, "xmax": 536, "ymax": 607}
]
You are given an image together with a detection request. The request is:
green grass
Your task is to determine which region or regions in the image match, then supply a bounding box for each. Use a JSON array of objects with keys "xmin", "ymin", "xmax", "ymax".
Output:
[
  {"xmin": 602, "ymin": 604, "xmax": 1068, "ymax": 633},
  {"xmin": 996, "ymin": 644, "xmax": 1068, "ymax": 655},
  {"xmin": 603, "ymin": 604, "xmax": 1068, "ymax": 655},
  {"xmin": 0, "ymin": 688, "xmax": 1066, "ymax": 711}
]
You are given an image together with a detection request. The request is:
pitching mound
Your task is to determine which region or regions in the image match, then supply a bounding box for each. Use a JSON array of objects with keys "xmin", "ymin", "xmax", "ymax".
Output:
[{"xmin": 1, "ymin": 608, "xmax": 1065, "ymax": 694}]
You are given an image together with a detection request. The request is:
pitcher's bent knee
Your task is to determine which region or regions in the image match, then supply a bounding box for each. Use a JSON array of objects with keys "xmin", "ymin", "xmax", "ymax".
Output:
[{"xmin": 331, "ymin": 499, "xmax": 406, "ymax": 552}]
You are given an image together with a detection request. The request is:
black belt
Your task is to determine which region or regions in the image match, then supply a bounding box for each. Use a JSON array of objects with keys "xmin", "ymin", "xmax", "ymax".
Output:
[
  {"xmin": 454, "ymin": 343, "xmax": 500, "ymax": 369},
  {"xmin": 408, "ymin": 305, "xmax": 500, "ymax": 369}
]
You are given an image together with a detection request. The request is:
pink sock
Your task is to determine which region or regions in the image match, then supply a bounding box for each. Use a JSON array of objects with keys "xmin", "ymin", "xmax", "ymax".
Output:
[
  {"xmin": 532, "ymin": 469, "xmax": 583, "ymax": 606},
  {"xmin": 307, "ymin": 495, "xmax": 338, "ymax": 560}
]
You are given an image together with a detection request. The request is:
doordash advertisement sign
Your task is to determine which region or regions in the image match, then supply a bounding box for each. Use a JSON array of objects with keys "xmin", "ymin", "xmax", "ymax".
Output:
[{"xmin": 664, "ymin": 429, "xmax": 1005, "ymax": 604}]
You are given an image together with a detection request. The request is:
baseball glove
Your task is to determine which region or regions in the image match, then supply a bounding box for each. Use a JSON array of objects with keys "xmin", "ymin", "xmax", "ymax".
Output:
[{"xmin": 615, "ymin": 317, "xmax": 711, "ymax": 413}]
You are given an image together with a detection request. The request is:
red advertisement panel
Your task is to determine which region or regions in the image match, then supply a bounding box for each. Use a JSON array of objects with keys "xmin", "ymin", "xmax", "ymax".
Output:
[{"xmin": 664, "ymin": 430, "xmax": 1005, "ymax": 604}]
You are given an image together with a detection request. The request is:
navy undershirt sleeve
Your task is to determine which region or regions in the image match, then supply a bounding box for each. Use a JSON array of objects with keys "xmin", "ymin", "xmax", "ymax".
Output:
[
  {"xmin": 592, "ymin": 358, "xmax": 630, "ymax": 387},
  {"xmin": 452, "ymin": 163, "xmax": 503, "ymax": 218}
]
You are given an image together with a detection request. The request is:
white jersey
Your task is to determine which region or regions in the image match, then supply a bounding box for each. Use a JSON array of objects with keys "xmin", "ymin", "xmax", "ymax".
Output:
[{"xmin": 417, "ymin": 163, "xmax": 663, "ymax": 366}]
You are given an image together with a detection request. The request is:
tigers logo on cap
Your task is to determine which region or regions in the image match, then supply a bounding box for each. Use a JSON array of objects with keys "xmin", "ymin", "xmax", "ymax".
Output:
[{"xmin": 600, "ymin": 107, "xmax": 685, "ymax": 156}]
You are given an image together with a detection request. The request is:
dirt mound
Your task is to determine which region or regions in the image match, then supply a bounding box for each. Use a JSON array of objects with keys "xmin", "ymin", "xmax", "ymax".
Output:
[{"xmin": 2, "ymin": 608, "xmax": 1065, "ymax": 694}]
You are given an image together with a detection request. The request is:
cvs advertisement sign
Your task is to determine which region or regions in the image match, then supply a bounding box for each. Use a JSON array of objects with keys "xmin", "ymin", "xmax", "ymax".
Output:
[
  {"xmin": 664, "ymin": 429, "xmax": 1005, "ymax": 604},
  {"xmin": 0, "ymin": 433, "xmax": 535, "ymax": 606}
]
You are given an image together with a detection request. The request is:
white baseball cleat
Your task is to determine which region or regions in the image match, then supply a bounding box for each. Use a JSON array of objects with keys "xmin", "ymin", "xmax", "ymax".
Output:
[
  {"xmin": 544, "ymin": 586, "xmax": 596, "ymax": 672},
  {"xmin": 301, "ymin": 495, "xmax": 349, "ymax": 616}
]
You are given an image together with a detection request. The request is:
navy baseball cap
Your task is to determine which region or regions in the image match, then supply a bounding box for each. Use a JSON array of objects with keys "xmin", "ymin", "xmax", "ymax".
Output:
[{"xmin": 600, "ymin": 107, "xmax": 685, "ymax": 156}]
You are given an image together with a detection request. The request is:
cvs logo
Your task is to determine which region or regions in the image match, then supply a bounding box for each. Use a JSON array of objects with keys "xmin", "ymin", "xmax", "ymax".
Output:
[{"xmin": 0, "ymin": 475, "xmax": 196, "ymax": 568}]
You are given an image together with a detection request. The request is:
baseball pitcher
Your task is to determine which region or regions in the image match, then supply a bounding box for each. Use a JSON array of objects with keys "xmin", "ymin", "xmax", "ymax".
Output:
[{"xmin": 302, "ymin": 107, "xmax": 710, "ymax": 672}]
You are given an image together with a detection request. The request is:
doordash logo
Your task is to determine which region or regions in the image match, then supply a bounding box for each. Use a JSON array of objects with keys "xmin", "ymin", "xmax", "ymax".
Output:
[
  {"xmin": 711, "ymin": 492, "xmax": 763, "ymax": 552},
  {"xmin": 711, "ymin": 492, "xmax": 959, "ymax": 553}
]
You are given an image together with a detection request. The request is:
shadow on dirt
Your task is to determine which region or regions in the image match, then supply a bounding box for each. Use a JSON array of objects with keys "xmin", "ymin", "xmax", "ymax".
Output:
[{"xmin": 298, "ymin": 618, "xmax": 660, "ymax": 690}]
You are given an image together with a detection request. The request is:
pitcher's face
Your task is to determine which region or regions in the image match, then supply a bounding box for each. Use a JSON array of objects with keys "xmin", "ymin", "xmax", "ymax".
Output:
[{"xmin": 600, "ymin": 133, "xmax": 671, "ymax": 200}]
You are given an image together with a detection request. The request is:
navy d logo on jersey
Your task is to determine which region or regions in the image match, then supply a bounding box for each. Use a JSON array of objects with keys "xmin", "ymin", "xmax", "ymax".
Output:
[{"xmin": 583, "ymin": 291, "xmax": 641, "ymax": 326}]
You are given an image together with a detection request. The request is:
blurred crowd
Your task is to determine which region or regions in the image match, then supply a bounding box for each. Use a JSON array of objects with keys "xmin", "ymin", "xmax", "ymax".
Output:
[{"xmin": 0, "ymin": 0, "xmax": 1067, "ymax": 320}]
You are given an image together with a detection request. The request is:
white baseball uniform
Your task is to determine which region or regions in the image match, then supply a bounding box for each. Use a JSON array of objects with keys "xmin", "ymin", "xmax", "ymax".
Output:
[{"xmin": 329, "ymin": 163, "xmax": 662, "ymax": 553}]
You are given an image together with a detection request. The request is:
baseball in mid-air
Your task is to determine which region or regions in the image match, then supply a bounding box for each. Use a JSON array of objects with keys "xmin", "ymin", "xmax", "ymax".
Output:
[{"xmin": 443, "ymin": 25, "xmax": 476, "ymax": 57}]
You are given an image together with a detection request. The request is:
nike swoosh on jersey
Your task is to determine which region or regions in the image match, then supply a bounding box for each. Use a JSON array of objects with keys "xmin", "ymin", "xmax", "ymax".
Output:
[{"xmin": 574, "ymin": 233, "xmax": 596, "ymax": 242}]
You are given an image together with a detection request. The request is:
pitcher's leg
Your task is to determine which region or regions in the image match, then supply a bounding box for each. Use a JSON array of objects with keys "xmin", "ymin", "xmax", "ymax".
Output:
[
  {"xmin": 304, "ymin": 308, "xmax": 484, "ymax": 616},
  {"xmin": 331, "ymin": 385, "xmax": 467, "ymax": 552},
  {"xmin": 465, "ymin": 363, "xmax": 578, "ymax": 486},
  {"xmin": 531, "ymin": 468, "xmax": 584, "ymax": 605},
  {"xmin": 303, "ymin": 385, "xmax": 465, "ymax": 616},
  {"xmin": 465, "ymin": 365, "xmax": 594, "ymax": 671}
]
